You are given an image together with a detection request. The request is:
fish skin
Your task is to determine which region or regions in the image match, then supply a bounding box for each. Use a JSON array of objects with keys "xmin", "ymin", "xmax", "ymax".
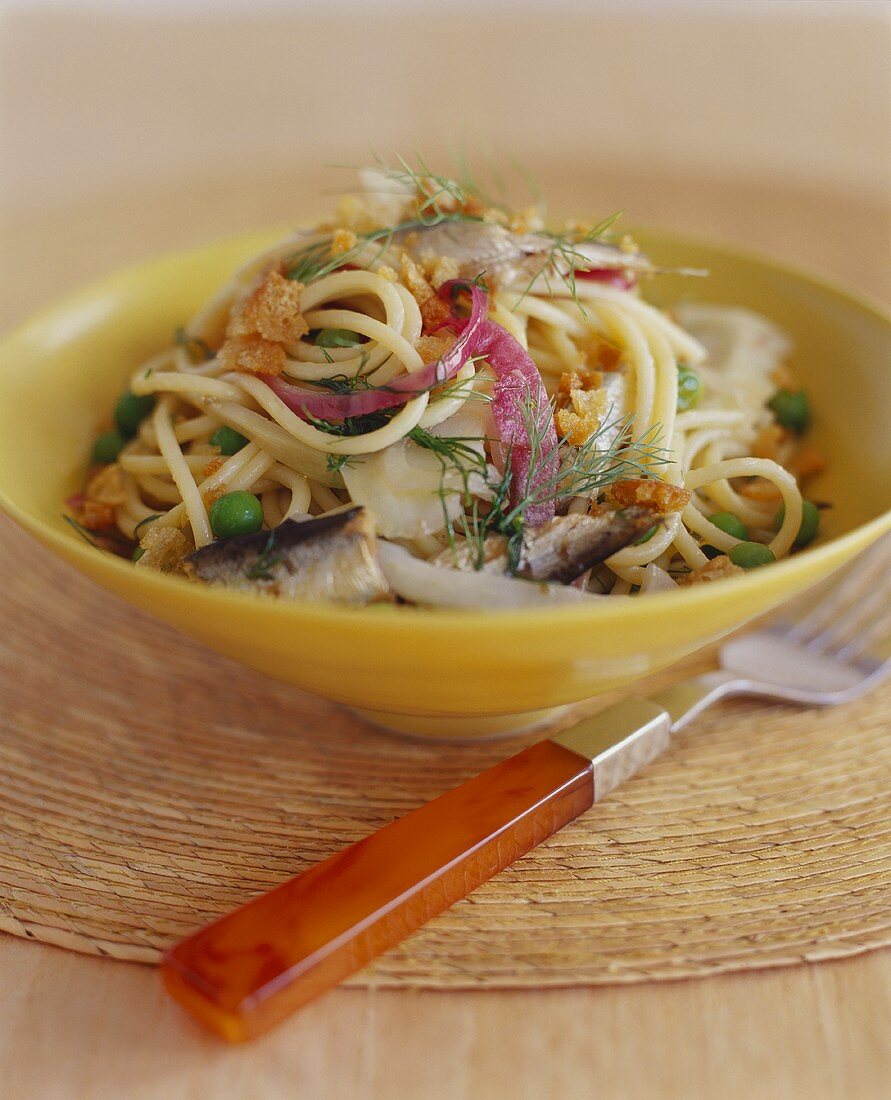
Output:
[
  {"xmin": 389, "ymin": 221, "xmax": 653, "ymax": 288},
  {"xmin": 432, "ymin": 506, "xmax": 656, "ymax": 584},
  {"xmin": 187, "ymin": 507, "xmax": 391, "ymax": 604},
  {"xmin": 518, "ymin": 508, "xmax": 656, "ymax": 583}
]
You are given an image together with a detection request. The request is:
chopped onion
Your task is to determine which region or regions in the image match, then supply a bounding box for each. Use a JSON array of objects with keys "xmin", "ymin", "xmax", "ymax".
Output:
[
  {"xmin": 377, "ymin": 542, "xmax": 600, "ymax": 609},
  {"xmin": 638, "ymin": 563, "xmax": 678, "ymax": 593}
]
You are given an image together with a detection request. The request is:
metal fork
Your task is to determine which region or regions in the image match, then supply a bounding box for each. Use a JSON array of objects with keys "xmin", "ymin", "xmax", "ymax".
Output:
[
  {"xmin": 558, "ymin": 536, "xmax": 891, "ymax": 796},
  {"xmin": 164, "ymin": 537, "xmax": 891, "ymax": 1042}
]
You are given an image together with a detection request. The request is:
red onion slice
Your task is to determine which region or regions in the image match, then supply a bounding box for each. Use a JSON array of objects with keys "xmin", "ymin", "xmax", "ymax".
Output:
[
  {"xmin": 476, "ymin": 320, "xmax": 558, "ymax": 527},
  {"xmin": 265, "ymin": 283, "xmax": 487, "ymax": 420},
  {"xmin": 574, "ymin": 268, "xmax": 636, "ymax": 290}
]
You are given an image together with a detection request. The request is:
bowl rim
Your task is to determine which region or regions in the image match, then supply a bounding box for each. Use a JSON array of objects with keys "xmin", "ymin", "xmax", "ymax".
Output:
[{"xmin": 1, "ymin": 226, "xmax": 889, "ymax": 636}]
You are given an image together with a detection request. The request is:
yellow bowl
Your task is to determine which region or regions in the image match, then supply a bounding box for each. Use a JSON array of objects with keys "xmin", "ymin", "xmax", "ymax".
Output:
[{"xmin": 1, "ymin": 230, "xmax": 889, "ymax": 738}]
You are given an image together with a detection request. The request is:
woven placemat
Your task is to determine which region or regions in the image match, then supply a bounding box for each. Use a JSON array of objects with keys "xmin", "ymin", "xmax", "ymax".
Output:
[{"xmin": 1, "ymin": 512, "xmax": 889, "ymax": 986}]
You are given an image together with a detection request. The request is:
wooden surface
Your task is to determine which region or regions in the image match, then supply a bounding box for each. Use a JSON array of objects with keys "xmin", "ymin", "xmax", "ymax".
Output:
[
  {"xmin": 2, "ymin": 74, "xmax": 891, "ymax": 1098},
  {"xmin": 1, "ymin": 936, "xmax": 890, "ymax": 1100}
]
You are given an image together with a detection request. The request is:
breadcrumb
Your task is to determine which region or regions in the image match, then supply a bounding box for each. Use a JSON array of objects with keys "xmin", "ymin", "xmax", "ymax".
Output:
[
  {"xmin": 738, "ymin": 477, "xmax": 782, "ymax": 503},
  {"xmin": 587, "ymin": 340, "xmax": 622, "ymax": 372},
  {"xmin": 87, "ymin": 464, "xmax": 126, "ymax": 506},
  {"xmin": 789, "ymin": 443, "xmax": 826, "ymax": 481},
  {"xmin": 79, "ymin": 500, "xmax": 116, "ymax": 530},
  {"xmin": 426, "ymin": 255, "xmax": 460, "ymax": 291},
  {"xmin": 218, "ymin": 334, "xmax": 287, "ymax": 376},
  {"xmin": 555, "ymin": 369, "xmax": 608, "ymax": 446},
  {"xmin": 203, "ymin": 456, "xmax": 224, "ymax": 479},
  {"xmin": 400, "ymin": 251, "xmax": 435, "ymax": 306},
  {"xmin": 679, "ymin": 555, "xmax": 745, "ymax": 585},
  {"xmin": 331, "ymin": 228, "xmax": 358, "ymax": 255},
  {"xmin": 772, "ymin": 362, "xmax": 798, "ymax": 390},
  {"xmin": 135, "ymin": 525, "xmax": 191, "ymax": 574},
  {"xmin": 607, "ymin": 478, "xmax": 692, "ymax": 513},
  {"xmin": 230, "ymin": 270, "xmax": 309, "ymax": 344},
  {"xmin": 415, "ymin": 332, "xmax": 458, "ymax": 364},
  {"xmin": 752, "ymin": 423, "xmax": 793, "ymax": 463}
]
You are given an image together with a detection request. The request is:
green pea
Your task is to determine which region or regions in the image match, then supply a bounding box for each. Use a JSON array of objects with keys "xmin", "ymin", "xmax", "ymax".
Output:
[
  {"xmin": 773, "ymin": 499, "xmax": 820, "ymax": 549},
  {"xmin": 91, "ymin": 430, "xmax": 125, "ymax": 464},
  {"xmin": 132, "ymin": 547, "xmax": 145, "ymax": 562},
  {"xmin": 315, "ymin": 328, "xmax": 363, "ymax": 348},
  {"xmin": 210, "ymin": 426, "xmax": 249, "ymax": 456},
  {"xmin": 767, "ymin": 389, "xmax": 810, "ymax": 433},
  {"xmin": 210, "ymin": 491, "xmax": 264, "ymax": 539},
  {"xmin": 635, "ymin": 524, "xmax": 659, "ymax": 545},
  {"xmin": 676, "ymin": 364, "xmax": 702, "ymax": 411},
  {"xmin": 729, "ymin": 541, "xmax": 776, "ymax": 569},
  {"xmin": 700, "ymin": 512, "xmax": 749, "ymax": 558},
  {"xmin": 114, "ymin": 391, "xmax": 156, "ymax": 438},
  {"xmin": 709, "ymin": 512, "xmax": 749, "ymax": 540}
]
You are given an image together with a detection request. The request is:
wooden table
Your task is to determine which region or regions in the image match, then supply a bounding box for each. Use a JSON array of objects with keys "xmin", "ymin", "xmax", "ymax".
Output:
[{"xmin": 1, "ymin": 169, "xmax": 889, "ymax": 1099}]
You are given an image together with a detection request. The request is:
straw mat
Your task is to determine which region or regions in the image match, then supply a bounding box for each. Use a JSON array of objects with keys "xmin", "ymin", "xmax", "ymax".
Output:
[{"xmin": 1, "ymin": 514, "xmax": 889, "ymax": 986}]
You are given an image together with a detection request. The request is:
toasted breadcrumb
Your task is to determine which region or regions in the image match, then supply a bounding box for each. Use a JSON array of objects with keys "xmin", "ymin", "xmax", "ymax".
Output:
[
  {"xmin": 135, "ymin": 526, "xmax": 191, "ymax": 574},
  {"xmin": 87, "ymin": 464, "xmax": 127, "ymax": 506},
  {"xmin": 508, "ymin": 206, "xmax": 545, "ymax": 234},
  {"xmin": 79, "ymin": 500, "xmax": 117, "ymax": 530},
  {"xmin": 425, "ymin": 255, "xmax": 460, "ymax": 291},
  {"xmin": 400, "ymin": 251, "xmax": 435, "ymax": 306},
  {"xmin": 738, "ymin": 477, "xmax": 783, "ymax": 503},
  {"xmin": 772, "ymin": 363, "xmax": 798, "ymax": 390},
  {"xmin": 555, "ymin": 368, "xmax": 608, "ymax": 445},
  {"xmin": 607, "ymin": 478, "xmax": 692, "ymax": 513},
  {"xmin": 415, "ymin": 332, "xmax": 458, "ymax": 364},
  {"xmin": 189, "ymin": 441, "xmax": 219, "ymax": 457},
  {"xmin": 230, "ymin": 270, "xmax": 309, "ymax": 344},
  {"xmin": 218, "ymin": 333, "xmax": 287, "ymax": 376},
  {"xmin": 331, "ymin": 228, "xmax": 358, "ymax": 255},
  {"xmin": 752, "ymin": 423, "xmax": 793, "ymax": 463},
  {"xmin": 203, "ymin": 456, "xmax": 224, "ymax": 479},
  {"xmin": 680, "ymin": 555, "xmax": 745, "ymax": 585},
  {"xmin": 587, "ymin": 340, "xmax": 622, "ymax": 371},
  {"xmin": 376, "ymin": 264, "xmax": 397, "ymax": 281},
  {"xmin": 335, "ymin": 195, "xmax": 379, "ymax": 235},
  {"xmin": 420, "ymin": 296, "xmax": 453, "ymax": 334},
  {"xmin": 789, "ymin": 443, "xmax": 826, "ymax": 481}
]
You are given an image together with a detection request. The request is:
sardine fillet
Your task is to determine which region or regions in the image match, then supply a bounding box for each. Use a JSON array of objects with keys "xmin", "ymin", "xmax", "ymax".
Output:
[{"xmin": 188, "ymin": 508, "xmax": 391, "ymax": 604}]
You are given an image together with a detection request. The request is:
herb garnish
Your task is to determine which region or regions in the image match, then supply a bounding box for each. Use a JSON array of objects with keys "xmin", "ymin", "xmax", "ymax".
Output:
[
  {"xmin": 411, "ymin": 397, "xmax": 670, "ymax": 574},
  {"xmin": 133, "ymin": 514, "xmax": 162, "ymax": 540},
  {"xmin": 174, "ymin": 326, "xmax": 215, "ymax": 363},
  {"xmin": 246, "ymin": 530, "xmax": 283, "ymax": 581}
]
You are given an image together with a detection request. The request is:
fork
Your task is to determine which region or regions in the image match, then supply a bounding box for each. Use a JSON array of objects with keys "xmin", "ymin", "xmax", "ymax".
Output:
[{"xmin": 162, "ymin": 539, "xmax": 891, "ymax": 1042}]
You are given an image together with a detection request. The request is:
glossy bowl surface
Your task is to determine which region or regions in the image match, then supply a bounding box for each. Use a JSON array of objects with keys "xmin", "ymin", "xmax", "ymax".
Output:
[{"xmin": 1, "ymin": 230, "xmax": 889, "ymax": 737}]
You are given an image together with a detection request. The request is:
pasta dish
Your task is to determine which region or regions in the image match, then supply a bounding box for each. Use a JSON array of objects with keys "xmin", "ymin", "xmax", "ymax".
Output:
[{"xmin": 69, "ymin": 163, "xmax": 825, "ymax": 608}]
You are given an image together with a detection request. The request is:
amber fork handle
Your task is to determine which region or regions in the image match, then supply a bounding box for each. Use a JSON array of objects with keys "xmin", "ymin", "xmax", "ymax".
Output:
[{"xmin": 162, "ymin": 700, "xmax": 669, "ymax": 1041}]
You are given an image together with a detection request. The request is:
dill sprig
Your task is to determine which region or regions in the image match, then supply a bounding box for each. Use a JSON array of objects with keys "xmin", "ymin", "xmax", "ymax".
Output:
[
  {"xmin": 174, "ymin": 326, "xmax": 215, "ymax": 363},
  {"xmin": 245, "ymin": 530, "xmax": 283, "ymax": 581},
  {"xmin": 412, "ymin": 395, "xmax": 670, "ymax": 574},
  {"xmin": 63, "ymin": 514, "xmax": 101, "ymax": 547},
  {"xmin": 511, "ymin": 211, "xmax": 624, "ymax": 317},
  {"xmin": 284, "ymin": 211, "xmax": 481, "ymax": 285}
]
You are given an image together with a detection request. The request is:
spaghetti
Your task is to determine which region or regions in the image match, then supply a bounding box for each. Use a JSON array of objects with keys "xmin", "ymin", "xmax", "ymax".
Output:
[{"xmin": 73, "ymin": 165, "xmax": 823, "ymax": 606}]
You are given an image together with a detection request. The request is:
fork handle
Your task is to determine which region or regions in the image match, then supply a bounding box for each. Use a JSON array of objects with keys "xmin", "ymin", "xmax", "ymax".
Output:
[{"xmin": 162, "ymin": 739, "xmax": 595, "ymax": 1042}]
